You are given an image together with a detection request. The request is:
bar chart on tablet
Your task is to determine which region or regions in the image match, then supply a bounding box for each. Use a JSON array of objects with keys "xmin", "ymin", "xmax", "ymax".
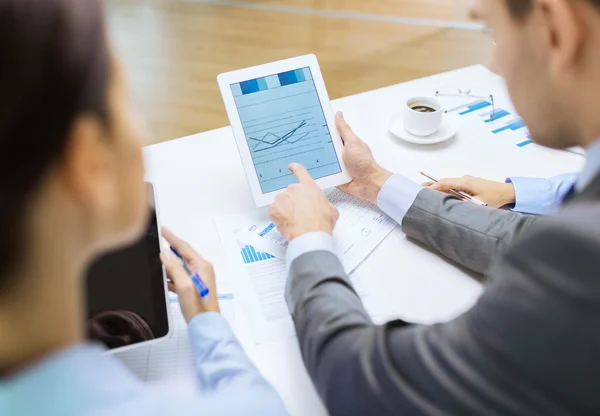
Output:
[{"xmin": 231, "ymin": 67, "xmax": 342, "ymax": 193}]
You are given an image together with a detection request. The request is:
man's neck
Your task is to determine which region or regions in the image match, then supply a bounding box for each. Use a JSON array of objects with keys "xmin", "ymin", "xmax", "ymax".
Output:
[{"xmin": 580, "ymin": 135, "xmax": 600, "ymax": 148}]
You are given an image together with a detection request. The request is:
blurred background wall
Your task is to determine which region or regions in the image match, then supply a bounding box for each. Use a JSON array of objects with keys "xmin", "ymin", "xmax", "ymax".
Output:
[{"xmin": 107, "ymin": 0, "xmax": 492, "ymax": 145}]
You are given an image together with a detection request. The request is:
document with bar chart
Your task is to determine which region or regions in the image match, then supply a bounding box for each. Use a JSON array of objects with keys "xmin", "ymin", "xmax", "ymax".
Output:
[
  {"xmin": 214, "ymin": 204, "xmax": 397, "ymax": 344},
  {"xmin": 436, "ymin": 91, "xmax": 581, "ymax": 155},
  {"xmin": 230, "ymin": 67, "xmax": 342, "ymax": 193},
  {"xmin": 441, "ymin": 96, "xmax": 535, "ymax": 148},
  {"xmin": 233, "ymin": 188, "xmax": 397, "ymax": 274}
]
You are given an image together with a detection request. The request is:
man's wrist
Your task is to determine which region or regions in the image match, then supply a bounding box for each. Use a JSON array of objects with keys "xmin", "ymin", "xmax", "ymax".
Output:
[
  {"xmin": 288, "ymin": 227, "xmax": 333, "ymax": 241},
  {"xmin": 285, "ymin": 231, "xmax": 337, "ymax": 270},
  {"xmin": 500, "ymin": 183, "xmax": 517, "ymax": 206},
  {"xmin": 366, "ymin": 168, "xmax": 393, "ymax": 203}
]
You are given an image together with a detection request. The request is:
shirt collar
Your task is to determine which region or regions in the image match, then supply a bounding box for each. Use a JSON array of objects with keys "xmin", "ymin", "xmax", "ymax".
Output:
[{"xmin": 576, "ymin": 139, "xmax": 600, "ymax": 192}]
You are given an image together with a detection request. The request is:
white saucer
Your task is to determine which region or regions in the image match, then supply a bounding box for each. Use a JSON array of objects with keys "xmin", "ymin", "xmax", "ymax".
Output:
[{"xmin": 388, "ymin": 113, "xmax": 457, "ymax": 145}]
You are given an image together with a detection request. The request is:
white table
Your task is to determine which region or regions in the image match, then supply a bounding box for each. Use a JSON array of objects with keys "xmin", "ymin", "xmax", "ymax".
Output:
[{"xmin": 144, "ymin": 65, "xmax": 585, "ymax": 415}]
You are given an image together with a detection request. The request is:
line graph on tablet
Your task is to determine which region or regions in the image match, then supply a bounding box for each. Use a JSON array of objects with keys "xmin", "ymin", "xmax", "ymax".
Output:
[
  {"xmin": 249, "ymin": 119, "xmax": 310, "ymax": 152},
  {"xmin": 231, "ymin": 68, "xmax": 342, "ymax": 193}
]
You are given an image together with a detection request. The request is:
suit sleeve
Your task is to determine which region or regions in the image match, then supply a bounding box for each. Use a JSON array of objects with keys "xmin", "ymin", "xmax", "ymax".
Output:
[
  {"xmin": 402, "ymin": 188, "xmax": 541, "ymax": 274},
  {"xmin": 287, "ymin": 213, "xmax": 600, "ymax": 415}
]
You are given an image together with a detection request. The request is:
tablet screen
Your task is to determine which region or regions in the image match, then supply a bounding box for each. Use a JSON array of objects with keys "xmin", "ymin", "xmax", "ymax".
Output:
[
  {"xmin": 231, "ymin": 67, "xmax": 342, "ymax": 193},
  {"xmin": 86, "ymin": 183, "xmax": 169, "ymax": 350}
]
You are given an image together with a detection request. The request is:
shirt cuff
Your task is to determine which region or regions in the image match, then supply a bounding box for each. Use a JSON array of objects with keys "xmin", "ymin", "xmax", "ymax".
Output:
[
  {"xmin": 376, "ymin": 174, "xmax": 423, "ymax": 224},
  {"xmin": 506, "ymin": 177, "xmax": 553, "ymax": 215},
  {"xmin": 285, "ymin": 231, "xmax": 336, "ymax": 270},
  {"xmin": 187, "ymin": 312, "xmax": 235, "ymax": 358}
]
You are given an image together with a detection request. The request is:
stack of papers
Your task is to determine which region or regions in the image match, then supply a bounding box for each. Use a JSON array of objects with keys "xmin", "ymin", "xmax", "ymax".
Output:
[
  {"xmin": 234, "ymin": 188, "xmax": 397, "ymax": 274},
  {"xmin": 214, "ymin": 188, "xmax": 397, "ymax": 344}
]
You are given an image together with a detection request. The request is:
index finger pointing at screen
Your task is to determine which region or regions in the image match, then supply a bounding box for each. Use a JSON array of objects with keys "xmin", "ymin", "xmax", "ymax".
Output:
[{"xmin": 289, "ymin": 163, "xmax": 314, "ymax": 185}]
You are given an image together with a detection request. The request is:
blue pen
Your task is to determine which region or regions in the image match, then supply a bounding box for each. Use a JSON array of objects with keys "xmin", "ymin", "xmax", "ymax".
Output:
[{"xmin": 170, "ymin": 246, "xmax": 210, "ymax": 298}]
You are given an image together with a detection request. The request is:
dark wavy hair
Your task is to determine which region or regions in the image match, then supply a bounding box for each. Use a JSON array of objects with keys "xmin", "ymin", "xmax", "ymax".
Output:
[{"xmin": 0, "ymin": 0, "xmax": 110, "ymax": 289}]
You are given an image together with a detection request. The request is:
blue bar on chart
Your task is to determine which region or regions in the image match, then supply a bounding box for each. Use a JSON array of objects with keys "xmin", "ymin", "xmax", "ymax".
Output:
[
  {"xmin": 491, "ymin": 118, "xmax": 526, "ymax": 134},
  {"xmin": 456, "ymin": 100, "xmax": 493, "ymax": 115},
  {"xmin": 240, "ymin": 244, "xmax": 275, "ymax": 264},
  {"xmin": 259, "ymin": 223, "xmax": 276, "ymax": 237},
  {"xmin": 480, "ymin": 109, "xmax": 511, "ymax": 123},
  {"xmin": 517, "ymin": 140, "xmax": 533, "ymax": 147},
  {"xmin": 250, "ymin": 245, "xmax": 259, "ymax": 261},
  {"xmin": 517, "ymin": 131, "xmax": 533, "ymax": 147},
  {"xmin": 241, "ymin": 246, "xmax": 251, "ymax": 264},
  {"xmin": 447, "ymin": 99, "xmax": 483, "ymax": 112}
]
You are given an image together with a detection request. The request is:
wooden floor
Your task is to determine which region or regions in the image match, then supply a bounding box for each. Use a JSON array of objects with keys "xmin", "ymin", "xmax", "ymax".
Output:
[{"xmin": 107, "ymin": 0, "xmax": 492, "ymax": 145}]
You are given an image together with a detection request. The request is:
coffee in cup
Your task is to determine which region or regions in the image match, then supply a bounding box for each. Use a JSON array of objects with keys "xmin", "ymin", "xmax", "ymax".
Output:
[
  {"xmin": 409, "ymin": 104, "xmax": 437, "ymax": 113},
  {"xmin": 404, "ymin": 97, "xmax": 443, "ymax": 136}
]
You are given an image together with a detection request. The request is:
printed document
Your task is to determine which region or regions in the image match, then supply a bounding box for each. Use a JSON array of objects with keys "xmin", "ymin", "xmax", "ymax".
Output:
[{"xmin": 214, "ymin": 188, "xmax": 397, "ymax": 344}]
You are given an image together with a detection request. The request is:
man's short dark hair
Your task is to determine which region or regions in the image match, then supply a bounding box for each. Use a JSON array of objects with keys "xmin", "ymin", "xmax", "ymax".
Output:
[
  {"xmin": 506, "ymin": 0, "xmax": 533, "ymax": 18},
  {"xmin": 507, "ymin": 0, "xmax": 600, "ymax": 18}
]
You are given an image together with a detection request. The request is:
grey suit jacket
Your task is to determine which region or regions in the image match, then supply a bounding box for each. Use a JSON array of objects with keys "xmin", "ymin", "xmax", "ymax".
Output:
[{"xmin": 286, "ymin": 175, "xmax": 600, "ymax": 416}]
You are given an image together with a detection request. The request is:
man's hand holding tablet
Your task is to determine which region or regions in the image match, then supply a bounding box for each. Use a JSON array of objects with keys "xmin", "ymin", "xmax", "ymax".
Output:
[
  {"xmin": 268, "ymin": 112, "xmax": 396, "ymax": 242},
  {"xmin": 334, "ymin": 112, "xmax": 393, "ymax": 204},
  {"xmin": 218, "ymin": 54, "xmax": 351, "ymax": 207}
]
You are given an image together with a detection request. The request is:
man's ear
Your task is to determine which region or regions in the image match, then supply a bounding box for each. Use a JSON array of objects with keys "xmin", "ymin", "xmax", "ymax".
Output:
[
  {"xmin": 60, "ymin": 115, "xmax": 115, "ymax": 214},
  {"xmin": 539, "ymin": 0, "xmax": 586, "ymax": 77}
]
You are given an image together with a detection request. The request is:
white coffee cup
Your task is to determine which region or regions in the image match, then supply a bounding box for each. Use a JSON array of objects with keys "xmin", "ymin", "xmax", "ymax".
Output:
[{"xmin": 403, "ymin": 97, "xmax": 443, "ymax": 136}]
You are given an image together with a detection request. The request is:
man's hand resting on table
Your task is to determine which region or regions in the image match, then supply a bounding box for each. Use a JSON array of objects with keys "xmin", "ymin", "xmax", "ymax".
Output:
[
  {"xmin": 335, "ymin": 112, "xmax": 392, "ymax": 203},
  {"xmin": 422, "ymin": 176, "xmax": 516, "ymax": 208},
  {"xmin": 268, "ymin": 164, "xmax": 339, "ymax": 241}
]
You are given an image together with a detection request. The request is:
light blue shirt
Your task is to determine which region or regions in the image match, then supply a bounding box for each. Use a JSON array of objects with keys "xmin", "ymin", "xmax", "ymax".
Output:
[
  {"xmin": 0, "ymin": 313, "xmax": 287, "ymax": 416},
  {"xmin": 575, "ymin": 139, "xmax": 600, "ymax": 192},
  {"xmin": 506, "ymin": 173, "xmax": 578, "ymax": 215},
  {"xmin": 505, "ymin": 140, "xmax": 600, "ymax": 215},
  {"xmin": 288, "ymin": 139, "xmax": 600, "ymax": 266}
]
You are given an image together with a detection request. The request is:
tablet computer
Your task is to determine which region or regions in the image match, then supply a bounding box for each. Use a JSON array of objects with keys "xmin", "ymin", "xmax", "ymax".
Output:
[
  {"xmin": 86, "ymin": 183, "xmax": 171, "ymax": 352},
  {"xmin": 218, "ymin": 54, "xmax": 351, "ymax": 207}
]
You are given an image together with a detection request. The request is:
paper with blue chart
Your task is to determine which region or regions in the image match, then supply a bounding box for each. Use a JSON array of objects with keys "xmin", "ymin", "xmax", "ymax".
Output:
[
  {"xmin": 231, "ymin": 67, "xmax": 342, "ymax": 193},
  {"xmin": 437, "ymin": 91, "xmax": 584, "ymax": 155},
  {"xmin": 214, "ymin": 188, "xmax": 397, "ymax": 344}
]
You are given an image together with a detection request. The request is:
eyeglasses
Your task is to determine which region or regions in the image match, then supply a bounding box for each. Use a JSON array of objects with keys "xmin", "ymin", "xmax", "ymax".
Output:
[{"xmin": 435, "ymin": 89, "xmax": 496, "ymax": 121}]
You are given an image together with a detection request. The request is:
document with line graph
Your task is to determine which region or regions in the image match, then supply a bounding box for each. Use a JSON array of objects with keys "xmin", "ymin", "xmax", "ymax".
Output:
[{"xmin": 230, "ymin": 66, "xmax": 342, "ymax": 193}]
